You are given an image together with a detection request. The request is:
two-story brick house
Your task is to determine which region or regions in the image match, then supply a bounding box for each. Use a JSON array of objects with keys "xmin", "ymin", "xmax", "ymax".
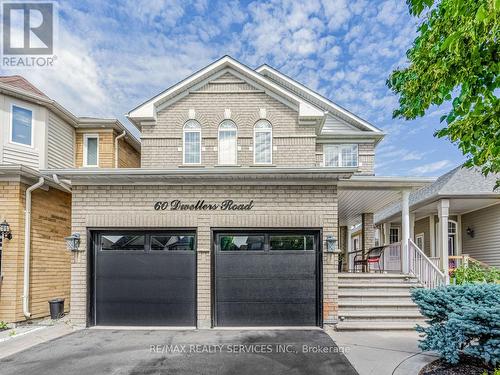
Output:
[
  {"xmin": 48, "ymin": 56, "xmax": 433, "ymax": 329},
  {"xmin": 0, "ymin": 76, "xmax": 140, "ymax": 323}
]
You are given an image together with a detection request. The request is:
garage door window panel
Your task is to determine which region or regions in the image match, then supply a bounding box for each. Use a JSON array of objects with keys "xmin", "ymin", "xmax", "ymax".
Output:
[
  {"xmin": 270, "ymin": 235, "xmax": 315, "ymax": 251},
  {"xmin": 151, "ymin": 235, "xmax": 195, "ymax": 251},
  {"xmin": 220, "ymin": 235, "xmax": 265, "ymax": 251},
  {"xmin": 100, "ymin": 234, "xmax": 145, "ymax": 251}
]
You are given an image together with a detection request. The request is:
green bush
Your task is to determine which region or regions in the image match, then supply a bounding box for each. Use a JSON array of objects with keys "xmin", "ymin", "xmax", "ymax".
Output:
[
  {"xmin": 451, "ymin": 262, "xmax": 500, "ymax": 285},
  {"xmin": 0, "ymin": 321, "xmax": 8, "ymax": 330},
  {"xmin": 412, "ymin": 284, "xmax": 500, "ymax": 366}
]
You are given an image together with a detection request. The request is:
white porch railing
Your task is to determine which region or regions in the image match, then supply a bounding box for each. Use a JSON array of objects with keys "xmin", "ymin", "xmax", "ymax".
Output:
[{"xmin": 409, "ymin": 239, "xmax": 447, "ymax": 288}]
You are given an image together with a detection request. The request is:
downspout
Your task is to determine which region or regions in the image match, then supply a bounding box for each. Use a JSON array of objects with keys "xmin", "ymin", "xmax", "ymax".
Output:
[
  {"xmin": 52, "ymin": 174, "xmax": 72, "ymax": 193},
  {"xmin": 114, "ymin": 131, "xmax": 127, "ymax": 168},
  {"xmin": 23, "ymin": 177, "xmax": 45, "ymax": 318}
]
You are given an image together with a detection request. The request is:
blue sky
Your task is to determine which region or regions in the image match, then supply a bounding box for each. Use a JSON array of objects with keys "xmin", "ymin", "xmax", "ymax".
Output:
[{"xmin": 1, "ymin": 0, "xmax": 465, "ymax": 176}]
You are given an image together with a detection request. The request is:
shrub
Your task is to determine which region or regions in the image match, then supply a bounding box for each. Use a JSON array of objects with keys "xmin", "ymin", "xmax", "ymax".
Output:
[
  {"xmin": 0, "ymin": 321, "xmax": 7, "ymax": 330},
  {"xmin": 412, "ymin": 284, "xmax": 500, "ymax": 366},
  {"xmin": 451, "ymin": 262, "xmax": 500, "ymax": 285}
]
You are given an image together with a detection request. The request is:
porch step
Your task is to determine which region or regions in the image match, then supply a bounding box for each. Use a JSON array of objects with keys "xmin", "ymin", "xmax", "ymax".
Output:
[
  {"xmin": 338, "ymin": 273, "xmax": 420, "ymax": 284},
  {"xmin": 337, "ymin": 273, "xmax": 425, "ymax": 331},
  {"xmin": 339, "ymin": 311, "xmax": 424, "ymax": 321},
  {"xmin": 336, "ymin": 321, "xmax": 425, "ymax": 331}
]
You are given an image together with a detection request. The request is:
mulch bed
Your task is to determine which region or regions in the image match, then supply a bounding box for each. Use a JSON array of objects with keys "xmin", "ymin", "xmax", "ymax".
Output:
[{"xmin": 420, "ymin": 355, "xmax": 496, "ymax": 375}]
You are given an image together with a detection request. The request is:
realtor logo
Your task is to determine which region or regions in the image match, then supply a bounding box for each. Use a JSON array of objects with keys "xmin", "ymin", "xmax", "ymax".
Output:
[{"xmin": 1, "ymin": 1, "xmax": 57, "ymax": 67}]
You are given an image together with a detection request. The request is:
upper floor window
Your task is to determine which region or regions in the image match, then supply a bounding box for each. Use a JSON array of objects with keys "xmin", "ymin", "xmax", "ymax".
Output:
[
  {"xmin": 254, "ymin": 120, "xmax": 272, "ymax": 164},
  {"xmin": 183, "ymin": 120, "xmax": 201, "ymax": 164},
  {"xmin": 83, "ymin": 134, "xmax": 99, "ymax": 167},
  {"xmin": 11, "ymin": 105, "xmax": 33, "ymax": 147},
  {"xmin": 218, "ymin": 120, "xmax": 237, "ymax": 165},
  {"xmin": 324, "ymin": 144, "xmax": 358, "ymax": 167}
]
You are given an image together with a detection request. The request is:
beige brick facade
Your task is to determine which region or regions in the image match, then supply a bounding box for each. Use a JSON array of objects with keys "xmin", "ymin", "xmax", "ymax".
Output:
[
  {"xmin": 0, "ymin": 181, "xmax": 71, "ymax": 323},
  {"xmin": 69, "ymin": 184, "xmax": 339, "ymax": 328},
  {"xmin": 75, "ymin": 129, "xmax": 140, "ymax": 168}
]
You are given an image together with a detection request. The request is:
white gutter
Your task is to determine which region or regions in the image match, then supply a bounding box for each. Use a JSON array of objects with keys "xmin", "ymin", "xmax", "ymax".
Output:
[
  {"xmin": 114, "ymin": 131, "xmax": 127, "ymax": 168},
  {"xmin": 52, "ymin": 174, "xmax": 71, "ymax": 193},
  {"xmin": 23, "ymin": 177, "xmax": 45, "ymax": 318}
]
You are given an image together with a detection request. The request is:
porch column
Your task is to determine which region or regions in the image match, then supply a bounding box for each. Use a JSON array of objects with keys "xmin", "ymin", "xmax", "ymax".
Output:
[
  {"xmin": 437, "ymin": 199, "xmax": 450, "ymax": 277},
  {"xmin": 429, "ymin": 215, "xmax": 435, "ymax": 257},
  {"xmin": 362, "ymin": 213, "xmax": 374, "ymax": 272},
  {"xmin": 383, "ymin": 222, "xmax": 390, "ymax": 245},
  {"xmin": 339, "ymin": 226, "xmax": 348, "ymax": 271},
  {"xmin": 347, "ymin": 225, "xmax": 352, "ymax": 271},
  {"xmin": 401, "ymin": 190, "xmax": 411, "ymax": 273},
  {"xmin": 410, "ymin": 213, "xmax": 416, "ymax": 240}
]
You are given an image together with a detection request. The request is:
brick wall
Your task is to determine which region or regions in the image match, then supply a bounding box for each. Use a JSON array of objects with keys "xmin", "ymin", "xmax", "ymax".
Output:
[
  {"xmin": 0, "ymin": 181, "xmax": 24, "ymax": 322},
  {"xmin": 75, "ymin": 129, "xmax": 115, "ymax": 168},
  {"xmin": 0, "ymin": 182, "xmax": 71, "ymax": 323},
  {"xmin": 141, "ymin": 91, "xmax": 317, "ymax": 168},
  {"xmin": 118, "ymin": 138, "xmax": 140, "ymax": 168},
  {"xmin": 70, "ymin": 183, "xmax": 339, "ymax": 328}
]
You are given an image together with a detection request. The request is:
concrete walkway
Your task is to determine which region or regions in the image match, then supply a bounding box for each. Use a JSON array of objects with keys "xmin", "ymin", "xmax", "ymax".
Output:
[
  {"xmin": 0, "ymin": 318, "xmax": 76, "ymax": 360},
  {"xmin": 325, "ymin": 328, "xmax": 438, "ymax": 375}
]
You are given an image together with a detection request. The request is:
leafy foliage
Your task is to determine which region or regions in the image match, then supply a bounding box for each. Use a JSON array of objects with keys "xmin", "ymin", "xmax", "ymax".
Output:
[
  {"xmin": 0, "ymin": 321, "xmax": 7, "ymax": 331},
  {"xmin": 412, "ymin": 284, "xmax": 500, "ymax": 365},
  {"xmin": 451, "ymin": 261, "xmax": 500, "ymax": 284},
  {"xmin": 388, "ymin": 0, "xmax": 500, "ymax": 185}
]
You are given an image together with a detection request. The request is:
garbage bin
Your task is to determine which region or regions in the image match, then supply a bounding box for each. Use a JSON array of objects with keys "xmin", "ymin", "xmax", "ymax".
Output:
[{"xmin": 48, "ymin": 298, "xmax": 65, "ymax": 320}]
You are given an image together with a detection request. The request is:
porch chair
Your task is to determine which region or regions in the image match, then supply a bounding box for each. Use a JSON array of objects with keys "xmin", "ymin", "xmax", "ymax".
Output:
[{"xmin": 353, "ymin": 245, "xmax": 386, "ymax": 273}]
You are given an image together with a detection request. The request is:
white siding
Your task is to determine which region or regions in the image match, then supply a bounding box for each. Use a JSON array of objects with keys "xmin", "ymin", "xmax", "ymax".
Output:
[
  {"xmin": 47, "ymin": 113, "xmax": 75, "ymax": 168},
  {"xmin": 322, "ymin": 114, "xmax": 358, "ymax": 133},
  {"xmin": 462, "ymin": 203, "xmax": 500, "ymax": 267},
  {"xmin": 2, "ymin": 145, "xmax": 38, "ymax": 168}
]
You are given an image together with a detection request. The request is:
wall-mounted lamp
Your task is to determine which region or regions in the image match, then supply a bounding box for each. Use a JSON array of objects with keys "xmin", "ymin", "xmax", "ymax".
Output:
[
  {"xmin": 466, "ymin": 227, "xmax": 475, "ymax": 238},
  {"xmin": 65, "ymin": 233, "xmax": 81, "ymax": 252},
  {"xmin": 0, "ymin": 220, "xmax": 12, "ymax": 240},
  {"xmin": 326, "ymin": 234, "xmax": 337, "ymax": 252}
]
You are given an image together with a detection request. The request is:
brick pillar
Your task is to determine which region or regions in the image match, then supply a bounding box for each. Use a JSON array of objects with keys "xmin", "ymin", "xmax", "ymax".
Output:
[
  {"xmin": 362, "ymin": 213, "xmax": 375, "ymax": 257},
  {"xmin": 196, "ymin": 216, "xmax": 211, "ymax": 328},
  {"xmin": 339, "ymin": 226, "xmax": 348, "ymax": 272}
]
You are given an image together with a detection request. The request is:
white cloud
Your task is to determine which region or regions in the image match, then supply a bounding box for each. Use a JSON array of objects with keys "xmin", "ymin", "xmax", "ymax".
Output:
[{"xmin": 410, "ymin": 160, "xmax": 454, "ymax": 175}]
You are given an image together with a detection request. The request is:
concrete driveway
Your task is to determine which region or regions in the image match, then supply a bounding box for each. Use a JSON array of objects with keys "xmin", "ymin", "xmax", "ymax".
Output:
[{"xmin": 0, "ymin": 329, "xmax": 357, "ymax": 375}]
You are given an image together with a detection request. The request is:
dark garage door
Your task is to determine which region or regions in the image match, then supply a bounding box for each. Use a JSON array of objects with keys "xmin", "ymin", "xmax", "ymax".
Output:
[
  {"xmin": 93, "ymin": 231, "xmax": 196, "ymax": 326},
  {"xmin": 215, "ymin": 231, "xmax": 320, "ymax": 327}
]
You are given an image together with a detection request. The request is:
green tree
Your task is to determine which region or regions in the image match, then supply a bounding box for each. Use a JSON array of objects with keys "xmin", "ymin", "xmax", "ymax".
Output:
[{"xmin": 388, "ymin": 0, "xmax": 499, "ymax": 186}]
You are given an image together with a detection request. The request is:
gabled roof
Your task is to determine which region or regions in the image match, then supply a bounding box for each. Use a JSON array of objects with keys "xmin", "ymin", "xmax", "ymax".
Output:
[
  {"xmin": 256, "ymin": 64, "xmax": 384, "ymax": 134},
  {"xmin": 0, "ymin": 75, "xmax": 49, "ymax": 98},
  {"xmin": 127, "ymin": 56, "xmax": 327, "ymax": 126},
  {"xmin": 0, "ymin": 76, "xmax": 140, "ymax": 149},
  {"xmin": 375, "ymin": 166, "xmax": 500, "ymax": 223}
]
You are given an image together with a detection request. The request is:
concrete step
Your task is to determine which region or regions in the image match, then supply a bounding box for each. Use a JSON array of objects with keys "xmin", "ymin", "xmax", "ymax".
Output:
[
  {"xmin": 339, "ymin": 304, "xmax": 420, "ymax": 313},
  {"xmin": 338, "ymin": 273, "xmax": 420, "ymax": 284},
  {"xmin": 339, "ymin": 283, "xmax": 422, "ymax": 290},
  {"xmin": 335, "ymin": 321, "xmax": 425, "ymax": 331},
  {"xmin": 338, "ymin": 295, "xmax": 415, "ymax": 304},
  {"xmin": 338, "ymin": 311, "xmax": 424, "ymax": 321}
]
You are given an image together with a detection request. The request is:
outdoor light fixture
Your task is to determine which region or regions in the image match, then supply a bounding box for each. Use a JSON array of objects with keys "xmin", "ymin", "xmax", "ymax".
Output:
[
  {"xmin": 0, "ymin": 220, "xmax": 12, "ymax": 240},
  {"xmin": 466, "ymin": 227, "xmax": 475, "ymax": 238},
  {"xmin": 326, "ymin": 234, "xmax": 337, "ymax": 252},
  {"xmin": 65, "ymin": 233, "xmax": 81, "ymax": 252}
]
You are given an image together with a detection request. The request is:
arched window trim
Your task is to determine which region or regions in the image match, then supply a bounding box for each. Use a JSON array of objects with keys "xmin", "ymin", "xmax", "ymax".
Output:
[
  {"xmin": 183, "ymin": 120, "xmax": 201, "ymax": 164},
  {"xmin": 253, "ymin": 119, "xmax": 273, "ymax": 165},
  {"xmin": 218, "ymin": 120, "xmax": 238, "ymax": 165}
]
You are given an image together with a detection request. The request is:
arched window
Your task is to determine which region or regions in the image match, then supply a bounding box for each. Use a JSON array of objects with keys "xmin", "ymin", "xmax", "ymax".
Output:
[
  {"xmin": 254, "ymin": 120, "xmax": 272, "ymax": 164},
  {"xmin": 218, "ymin": 120, "xmax": 237, "ymax": 165},
  {"xmin": 183, "ymin": 120, "xmax": 201, "ymax": 164}
]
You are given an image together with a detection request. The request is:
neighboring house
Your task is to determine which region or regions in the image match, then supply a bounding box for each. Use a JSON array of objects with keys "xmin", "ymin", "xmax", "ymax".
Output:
[
  {"xmin": 47, "ymin": 56, "xmax": 432, "ymax": 330},
  {"xmin": 375, "ymin": 166, "xmax": 500, "ymax": 269},
  {"xmin": 0, "ymin": 76, "xmax": 140, "ymax": 323}
]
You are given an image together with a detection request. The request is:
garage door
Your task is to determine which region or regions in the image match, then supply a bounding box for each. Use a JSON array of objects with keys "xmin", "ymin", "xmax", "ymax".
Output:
[
  {"xmin": 93, "ymin": 231, "xmax": 196, "ymax": 326},
  {"xmin": 214, "ymin": 231, "xmax": 320, "ymax": 327}
]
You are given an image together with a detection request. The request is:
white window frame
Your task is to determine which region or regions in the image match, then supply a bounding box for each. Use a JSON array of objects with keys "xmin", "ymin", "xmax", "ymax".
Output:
[
  {"xmin": 218, "ymin": 120, "xmax": 238, "ymax": 165},
  {"xmin": 183, "ymin": 120, "xmax": 201, "ymax": 165},
  {"xmin": 415, "ymin": 233, "xmax": 425, "ymax": 252},
  {"xmin": 10, "ymin": 104, "xmax": 34, "ymax": 148},
  {"xmin": 253, "ymin": 120, "xmax": 273, "ymax": 165},
  {"xmin": 389, "ymin": 227, "xmax": 400, "ymax": 244},
  {"xmin": 323, "ymin": 144, "xmax": 358, "ymax": 167},
  {"xmin": 83, "ymin": 134, "xmax": 99, "ymax": 167}
]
